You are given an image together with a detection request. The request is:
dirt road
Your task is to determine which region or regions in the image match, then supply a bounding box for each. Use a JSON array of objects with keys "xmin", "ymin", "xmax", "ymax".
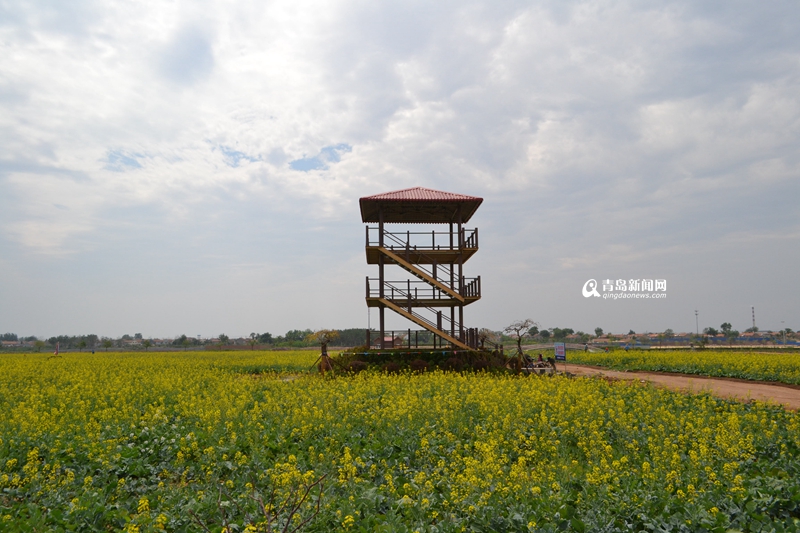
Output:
[{"xmin": 566, "ymin": 364, "xmax": 800, "ymax": 410}]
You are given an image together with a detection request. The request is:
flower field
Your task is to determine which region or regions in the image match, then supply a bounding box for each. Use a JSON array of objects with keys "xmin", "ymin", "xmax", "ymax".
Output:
[
  {"xmin": 569, "ymin": 349, "xmax": 800, "ymax": 385},
  {"xmin": 1, "ymin": 351, "xmax": 799, "ymax": 532}
]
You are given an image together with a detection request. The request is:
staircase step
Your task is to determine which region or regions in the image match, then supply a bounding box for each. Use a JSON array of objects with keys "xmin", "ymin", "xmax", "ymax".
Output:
[
  {"xmin": 379, "ymin": 247, "xmax": 465, "ymax": 302},
  {"xmin": 379, "ymin": 298, "xmax": 471, "ymax": 350}
]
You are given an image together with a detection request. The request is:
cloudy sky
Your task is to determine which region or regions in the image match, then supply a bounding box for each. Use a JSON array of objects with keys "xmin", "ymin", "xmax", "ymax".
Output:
[{"xmin": 2, "ymin": 0, "xmax": 799, "ymax": 340}]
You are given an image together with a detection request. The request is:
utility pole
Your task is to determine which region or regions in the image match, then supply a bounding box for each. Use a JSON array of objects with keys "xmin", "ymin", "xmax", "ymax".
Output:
[
  {"xmin": 752, "ymin": 306, "xmax": 756, "ymax": 331},
  {"xmin": 695, "ymin": 310, "xmax": 699, "ymax": 335}
]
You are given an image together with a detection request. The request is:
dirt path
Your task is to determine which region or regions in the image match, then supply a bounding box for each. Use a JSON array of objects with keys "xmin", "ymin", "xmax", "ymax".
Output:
[{"xmin": 566, "ymin": 364, "xmax": 800, "ymax": 410}]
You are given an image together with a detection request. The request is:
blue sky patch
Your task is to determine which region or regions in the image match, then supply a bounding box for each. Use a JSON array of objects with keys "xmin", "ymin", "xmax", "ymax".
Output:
[
  {"xmin": 105, "ymin": 150, "xmax": 142, "ymax": 172},
  {"xmin": 220, "ymin": 145, "xmax": 259, "ymax": 167},
  {"xmin": 290, "ymin": 143, "xmax": 352, "ymax": 172}
]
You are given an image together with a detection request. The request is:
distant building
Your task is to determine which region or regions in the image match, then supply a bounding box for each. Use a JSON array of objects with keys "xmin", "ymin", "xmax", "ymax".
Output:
[{"xmin": 372, "ymin": 337, "xmax": 405, "ymax": 348}]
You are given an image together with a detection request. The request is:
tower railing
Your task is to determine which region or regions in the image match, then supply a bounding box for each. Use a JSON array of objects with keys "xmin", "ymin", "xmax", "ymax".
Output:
[
  {"xmin": 366, "ymin": 277, "xmax": 480, "ymax": 299},
  {"xmin": 366, "ymin": 227, "xmax": 478, "ymax": 250},
  {"xmin": 366, "ymin": 228, "xmax": 478, "ymax": 290},
  {"xmin": 366, "ymin": 279, "xmax": 466, "ymax": 337}
]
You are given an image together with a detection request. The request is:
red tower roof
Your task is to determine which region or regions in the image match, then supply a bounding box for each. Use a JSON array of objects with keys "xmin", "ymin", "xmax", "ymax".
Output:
[{"xmin": 359, "ymin": 187, "xmax": 483, "ymax": 223}]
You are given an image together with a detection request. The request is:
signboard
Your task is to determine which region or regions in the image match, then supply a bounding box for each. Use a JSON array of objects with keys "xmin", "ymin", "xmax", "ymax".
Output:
[{"xmin": 554, "ymin": 342, "xmax": 566, "ymax": 361}]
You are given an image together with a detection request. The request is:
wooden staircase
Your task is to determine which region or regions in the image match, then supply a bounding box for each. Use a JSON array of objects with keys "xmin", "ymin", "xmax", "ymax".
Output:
[
  {"xmin": 366, "ymin": 232, "xmax": 481, "ymax": 350},
  {"xmin": 379, "ymin": 298, "xmax": 471, "ymax": 350},
  {"xmin": 377, "ymin": 247, "xmax": 465, "ymax": 302}
]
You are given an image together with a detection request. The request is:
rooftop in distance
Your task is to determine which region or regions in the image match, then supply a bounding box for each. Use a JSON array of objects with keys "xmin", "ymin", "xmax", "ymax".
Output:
[{"xmin": 359, "ymin": 186, "xmax": 483, "ymax": 224}]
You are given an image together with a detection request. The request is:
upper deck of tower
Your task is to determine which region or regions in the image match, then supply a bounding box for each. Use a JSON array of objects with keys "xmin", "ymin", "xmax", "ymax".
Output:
[{"xmin": 359, "ymin": 187, "xmax": 483, "ymax": 224}]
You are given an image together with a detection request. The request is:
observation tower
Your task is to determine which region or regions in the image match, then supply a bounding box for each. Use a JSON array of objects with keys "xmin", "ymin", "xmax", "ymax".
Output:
[{"xmin": 360, "ymin": 187, "xmax": 483, "ymax": 350}]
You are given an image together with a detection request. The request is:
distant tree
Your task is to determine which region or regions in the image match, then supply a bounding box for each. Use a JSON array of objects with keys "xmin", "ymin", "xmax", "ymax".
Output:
[
  {"xmin": 78, "ymin": 340, "xmax": 87, "ymax": 352},
  {"xmin": 307, "ymin": 330, "xmax": 340, "ymax": 350},
  {"xmin": 257, "ymin": 332, "xmax": 273, "ymax": 344},
  {"xmin": 704, "ymin": 327, "xmax": 719, "ymax": 337},
  {"xmin": 121, "ymin": 334, "xmax": 132, "ymax": 341},
  {"xmin": 86, "ymin": 334, "xmax": 98, "ymax": 349},
  {"xmin": 745, "ymin": 326, "xmax": 759, "ymax": 333},
  {"xmin": 1, "ymin": 333, "xmax": 18, "ymax": 341},
  {"xmin": 594, "ymin": 327, "xmax": 603, "ymax": 338},
  {"xmin": 335, "ymin": 328, "xmax": 373, "ymax": 347},
  {"xmin": 143, "ymin": 339, "xmax": 152, "ymax": 351},
  {"xmin": 551, "ymin": 328, "xmax": 574, "ymax": 340},
  {"xmin": 527, "ymin": 325, "xmax": 539, "ymax": 337},
  {"xmin": 576, "ymin": 331, "xmax": 591, "ymax": 343},
  {"xmin": 663, "ymin": 329, "xmax": 674, "ymax": 344},
  {"xmin": 284, "ymin": 330, "xmax": 302, "ymax": 342},
  {"xmin": 102, "ymin": 339, "xmax": 113, "ymax": 351},
  {"xmin": 218, "ymin": 334, "xmax": 230, "ymax": 345},
  {"xmin": 478, "ymin": 328, "xmax": 499, "ymax": 349},
  {"xmin": 34, "ymin": 340, "xmax": 45, "ymax": 352},
  {"xmin": 718, "ymin": 323, "xmax": 735, "ymax": 344},
  {"xmin": 181, "ymin": 337, "xmax": 191, "ymax": 351},
  {"xmin": 539, "ymin": 330, "xmax": 551, "ymax": 341},
  {"xmin": 628, "ymin": 330, "xmax": 636, "ymax": 335},
  {"xmin": 134, "ymin": 333, "xmax": 142, "ymax": 340},
  {"xmin": 248, "ymin": 333, "xmax": 258, "ymax": 350},
  {"xmin": 173, "ymin": 334, "xmax": 188, "ymax": 346},
  {"xmin": 503, "ymin": 319, "xmax": 538, "ymax": 356}
]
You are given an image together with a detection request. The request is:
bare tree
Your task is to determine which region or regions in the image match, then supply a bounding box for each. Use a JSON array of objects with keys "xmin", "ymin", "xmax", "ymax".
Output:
[
  {"xmin": 504, "ymin": 319, "xmax": 538, "ymax": 355},
  {"xmin": 307, "ymin": 330, "xmax": 340, "ymax": 374}
]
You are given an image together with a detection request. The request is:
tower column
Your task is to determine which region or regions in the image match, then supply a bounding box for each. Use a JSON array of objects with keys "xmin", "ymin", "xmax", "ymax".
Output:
[
  {"xmin": 457, "ymin": 205, "xmax": 464, "ymax": 341},
  {"xmin": 379, "ymin": 207, "xmax": 385, "ymax": 349},
  {"xmin": 450, "ymin": 306, "xmax": 455, "ymax": 343}
]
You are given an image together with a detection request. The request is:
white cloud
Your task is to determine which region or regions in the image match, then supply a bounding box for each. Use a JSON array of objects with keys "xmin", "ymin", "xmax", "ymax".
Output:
[{"xmin": 1, "ymin": 0, "xmax": 799, "ymax": 335}]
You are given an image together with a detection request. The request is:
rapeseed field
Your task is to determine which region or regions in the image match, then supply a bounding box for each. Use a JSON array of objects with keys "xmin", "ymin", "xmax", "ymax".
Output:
[
  {"xmin": 1, "ymin": 351, "xmax": 799, "ymax": 532},
  {"xmin": 570, "ymin": 349, "xmax": 800, "ymax": 385}
]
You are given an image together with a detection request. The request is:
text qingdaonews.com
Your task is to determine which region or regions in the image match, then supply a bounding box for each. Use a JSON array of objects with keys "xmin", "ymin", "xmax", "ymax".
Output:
[{"xmin": 602, "ymin": 292, "xmax": 667, "ymax": 300}]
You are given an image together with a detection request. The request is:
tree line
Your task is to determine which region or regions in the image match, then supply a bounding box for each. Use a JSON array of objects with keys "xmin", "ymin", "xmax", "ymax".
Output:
[
  {"xmin": 0, "ymin": 328, "xmax": 379, "ymax": 351},
  {"xmin": 3, "ymin": 322, "xmax": 794, "ymax": 353}
]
